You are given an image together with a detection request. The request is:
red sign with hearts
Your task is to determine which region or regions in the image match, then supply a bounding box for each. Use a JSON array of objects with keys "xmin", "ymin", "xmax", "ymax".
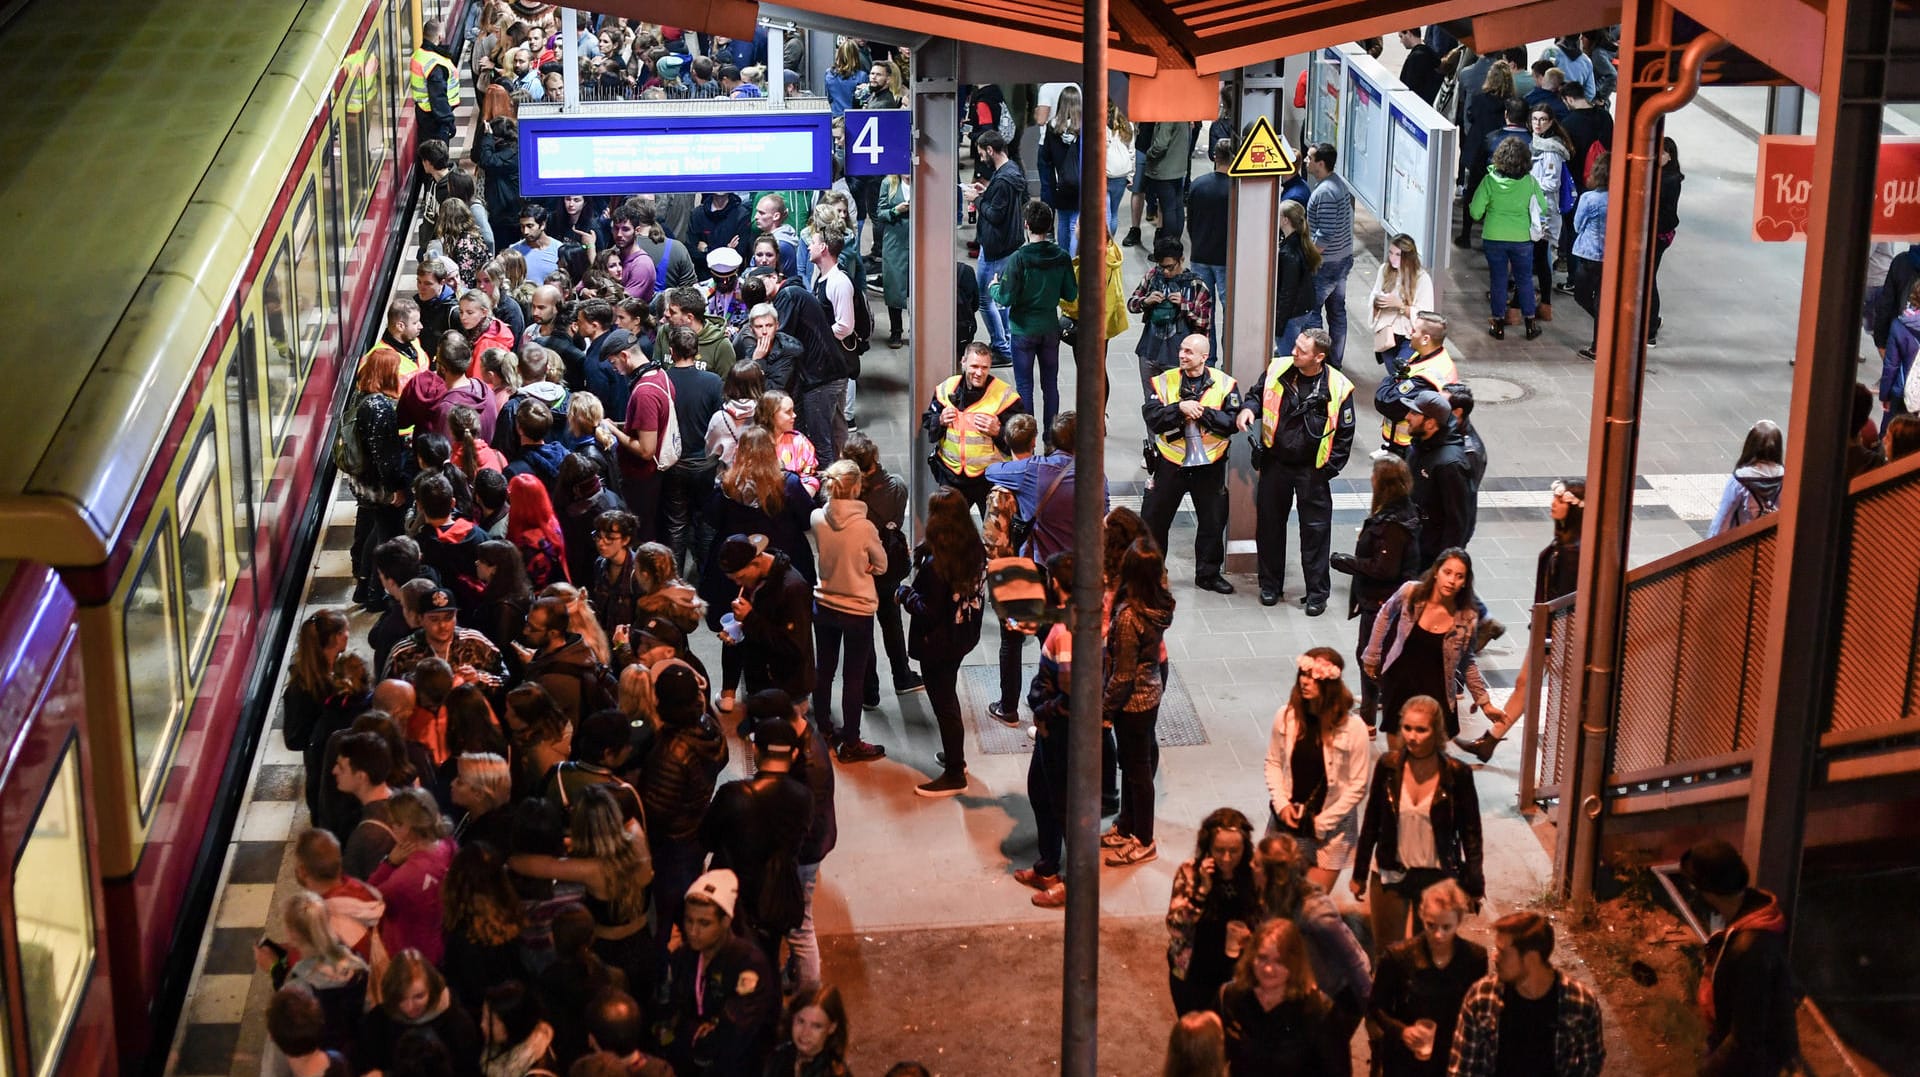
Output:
[{"xmin": 1754, "ymin": 135, "xmax": 1920, "ymax": 241}]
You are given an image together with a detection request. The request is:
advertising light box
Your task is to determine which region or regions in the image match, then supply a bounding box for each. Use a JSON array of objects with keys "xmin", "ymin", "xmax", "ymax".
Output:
[
  {"xmin": 518, "ymin": 111, "xmax": 835, "ymax": 196},
  {"xmin": 1343, "ymin": 65, "xmax": 1389, "ymax": 212}
]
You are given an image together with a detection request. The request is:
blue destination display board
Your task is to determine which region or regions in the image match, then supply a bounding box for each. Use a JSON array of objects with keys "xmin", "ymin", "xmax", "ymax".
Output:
[{"xmin": 519, "ymin": 111, "xmax": 835, "ymax": 196}]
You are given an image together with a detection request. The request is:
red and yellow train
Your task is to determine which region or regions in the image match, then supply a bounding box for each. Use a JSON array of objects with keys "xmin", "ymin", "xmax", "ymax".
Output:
[{"xmin": 0, "ymin": 0, "xmax": 464, "ymax": 1069}]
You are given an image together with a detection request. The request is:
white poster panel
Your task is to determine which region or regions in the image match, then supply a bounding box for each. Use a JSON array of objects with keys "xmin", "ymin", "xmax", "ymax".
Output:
[
  {"xmin": 1342, "ymin": 65, "xmax": 1389, "ymax": 213},
  {"xmin": 1306, "ymin": 47, "xmax": 1343, "ymax": 151},
  {"xmin": 1383, "ymin": 102, "xmax": 1430, "ymax": 251}
]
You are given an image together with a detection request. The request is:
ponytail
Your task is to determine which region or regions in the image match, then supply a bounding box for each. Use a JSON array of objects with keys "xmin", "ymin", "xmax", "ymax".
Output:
[{"xmin": 449, "ymin": 405, "xmax": 484, "ymax": 482}]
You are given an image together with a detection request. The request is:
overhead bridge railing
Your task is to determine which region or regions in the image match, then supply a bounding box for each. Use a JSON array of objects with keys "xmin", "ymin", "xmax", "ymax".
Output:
[{"xmin": 1520, "ymin": 453, "xmax": 1920, "ymax": 813}]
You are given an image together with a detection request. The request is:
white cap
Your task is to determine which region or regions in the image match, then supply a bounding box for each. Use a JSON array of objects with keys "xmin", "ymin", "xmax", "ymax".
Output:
[{"xmin": 687, "ymin": 868, "xmax": 740, "ymax": 919}]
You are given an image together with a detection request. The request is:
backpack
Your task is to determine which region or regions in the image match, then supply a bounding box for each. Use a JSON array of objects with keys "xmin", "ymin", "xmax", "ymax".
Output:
[
  {"xmin": 875, "ymin": 521, "xmax": 912, "ymax": 594},
  {"xmin": 334, "ymin": 388, "xmax": 368, "ymax": 477},
  {"xmin": 636, "ymin": 368, "xmax": 682, "ymax": 471},
  {"xmin": 1733, "ymin": 473, "xmax": 1782, "ymax": 526},
  {"xmin": 813, "ymin": 273, "xmax": 873, "ymax": 359},
  {"xmin": 983, "ymin": 485, "xmax": 1021, "ymax": 558}
]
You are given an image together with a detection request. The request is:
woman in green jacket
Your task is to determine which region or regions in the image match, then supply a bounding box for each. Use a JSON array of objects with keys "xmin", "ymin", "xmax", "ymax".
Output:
[
  {"xmin": 872, "ymin": 174, "xmax": 913, "ymax": 349},
  {"xmin": 988, "ymin": 200, "xmax": 1080, "ymax": 425},
  {"xmin": 1468, "ymin": 136, "xmax": 1553, "ymax": 341}
]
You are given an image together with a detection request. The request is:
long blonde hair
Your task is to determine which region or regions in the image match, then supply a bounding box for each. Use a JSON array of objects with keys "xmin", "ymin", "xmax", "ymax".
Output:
[
  {"xmin": 1383, "ymin": 233, "xmax": 1424, "ymax": 310},
  {"xmin": 1108, "ymin": 101, "xmax": 1133, "ymax": 143},
  {"xmin": 831, "ymin": 37, "xmax": 862, "ymax": 77},
  {"xmin": 571, "ymin": 785, "xmax": 651, "ymax": 922},
  {"xmin": 284, "ymin": 890, "xmax": 364, "ymax": 972}
]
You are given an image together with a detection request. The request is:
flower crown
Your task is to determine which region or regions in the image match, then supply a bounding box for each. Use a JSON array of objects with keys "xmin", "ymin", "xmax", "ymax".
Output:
[{"xmin": 1296, "ymin": 653, "xmax": 1343, "ymax": 681}]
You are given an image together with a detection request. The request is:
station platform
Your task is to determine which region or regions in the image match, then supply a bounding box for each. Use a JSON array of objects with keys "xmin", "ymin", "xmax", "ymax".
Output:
[{"xmin": 165, "ymin": 80, "xmax": 1826, "ymax": 1076}]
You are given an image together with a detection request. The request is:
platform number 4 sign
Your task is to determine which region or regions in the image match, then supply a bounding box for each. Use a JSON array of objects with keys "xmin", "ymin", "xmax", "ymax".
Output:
[{"xmin": 844, "ymin": 110, "xmax": 911, "ymax": 176}]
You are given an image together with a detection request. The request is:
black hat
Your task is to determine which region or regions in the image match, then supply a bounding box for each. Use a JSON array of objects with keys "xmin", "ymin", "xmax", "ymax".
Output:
[
  {"xmin": 652, "ymin": 662, "xmax": 705, "ymax": 723},
  {"xmin": 418, "ymin": 586, "xmax": 459, "ymax": 615},
  {"xmin": 744, "ymin": 688, "xmax": 793, "ymax": 722},
  {"xmin": 634, "ymin": 614, "xmax": 687, "ymax": 653},
  {"xmin": 600, "ymin": 328, "xmax": 637, "ymax": 357},
  {"xmin": 751, "ymin": 716, "xmax": 801, "ymax": 755},
  {"xmin": 717, "ymin": 533, "xmax": 770, "ymax": 574},
  {"xmin": 1680, "ymin": 839, "xmax": 1750, "ymax": 896}
]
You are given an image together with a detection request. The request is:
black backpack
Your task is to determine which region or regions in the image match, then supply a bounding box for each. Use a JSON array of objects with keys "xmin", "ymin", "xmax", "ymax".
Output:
[{"xmin": 813, "ymin": 273, "xmax": 872, "ymax": 359}]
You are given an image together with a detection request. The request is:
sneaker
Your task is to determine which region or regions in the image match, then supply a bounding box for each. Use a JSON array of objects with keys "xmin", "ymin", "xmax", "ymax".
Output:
[
  {"xmin": 914, "ymin": 770, "xmax": 968, "ymax": 798},
  {"xmin": 1105, "ymin": 839, "xmax": 1158, "ymax": 866},
  {"xmin": 895, "ymin": 671, "xmax": 926, "ymax": 694},
  {"xmin": 1014, "ymin": 868, "xmax": 1060, "ymax": 891},
  {"xmin": 862, "ymin": 690, "xmax": 883, "ymax": 710},
  {"xmin": 1646, "ymin": 334, "xmax": 1659, "ymax": 348},
  {"xmin": 1577, "ymin": 346, "xmax": 1597, "ymax": 361},
  {"xmin": 1031, "ymin": 882, "xmax": 1068, "ymax": 908},
  {"xmin": 1099, "ymin": 825, "xmax": 1132, "ymax": 848},
  {"xmin": 836, "ymin": 739, "xmax": 887, "ymax": 763},
  {"xmin": 885, "ymin": 335, "xmax": 905, "ymax": 350},
  {"xmin": 986, "ymin": 702, "xmax": 1020, "ymax": 727}
]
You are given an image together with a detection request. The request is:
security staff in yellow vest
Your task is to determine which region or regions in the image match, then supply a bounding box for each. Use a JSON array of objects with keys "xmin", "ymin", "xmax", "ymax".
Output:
[
  {"xmin": 921, "ymin": 343, "xmax": 1023, "ymax": 512},
  {"xmin": 409, "ymin": 18, "xmax": 460, "ymax": 144},
  {"xmin": 1375, "ymin": 310, "xmax": 1460, "ymax": 455},
  {"xmin": 1142, "ymin": 334, "xmax": 1244, "ymax": 594},
  {"xmin": 1237, "ymin": 328, "xmax": 1356, "ymax": 614}
]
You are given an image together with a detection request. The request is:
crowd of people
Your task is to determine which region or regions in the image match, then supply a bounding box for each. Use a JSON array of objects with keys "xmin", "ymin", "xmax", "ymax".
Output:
[{"xmin": 251, "ymin": 8, "xmax": 1843, "ymax": 1075}]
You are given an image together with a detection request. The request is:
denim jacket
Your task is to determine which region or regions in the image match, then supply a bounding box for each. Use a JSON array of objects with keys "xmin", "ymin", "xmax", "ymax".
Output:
[{"xmin": 1360, "ymin": 580, "xmax": 1494, "ymax": 713}]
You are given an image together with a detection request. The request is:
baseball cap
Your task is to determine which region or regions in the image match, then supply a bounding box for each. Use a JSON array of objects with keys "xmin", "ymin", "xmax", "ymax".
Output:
[
  {"xmin": 634, "ymin": 614, "xmax": 687, "ymax": 654},
  {"xmin": 651, "ymin": 661, "xmax": 705, "ymax": 723},
  {"xmin": 600, "ymin": 328, "xmax": 636, "ymax": 358},
  {"xmin": 686, "ymin": 868, "xmax": 739, "ymax": 918},
  {"xmin": 751, "ymin": 716, "xmax": 801, "ymax": 755},
  {"xmin": 718, "ymin": 533, "xmax": 770, "ymax": 574},
  {"xmin": 706, "ymin": 247, "xmax": 743, "ymax": 275},
  {"xmin": 744, "ymin": 688, "xmax": 793, "ymax": 722},
  {"xmin": 1406, "ymin": 389, "xmax": 1453, "ymax": 427},
  {"xmin": 417, "ymin": 586, "xmax": 459, "ymax": 616}
]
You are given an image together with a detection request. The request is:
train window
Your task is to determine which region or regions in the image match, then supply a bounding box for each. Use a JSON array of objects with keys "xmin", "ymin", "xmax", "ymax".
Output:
[
  {"xmin": 292, "ymin": 188, "xmax": 324, "ymax": 375},
  {"xmin": 226, "ymin": 322, "xmax": 257, "ymax": 572},
  {"xmin": 177, "ymin": 418, "xmax": 226, "ymax": 676},
  {"xmin": 261, "ymin": 240, "xmax": 297, "ymax": 450},
  {"xmin": 13, "ymin": 740, "xmax": 95, "ymax": 1076},
  {"xmin": 353, "ymin": 26, "xmax": 388, "ymax": 224},
  {"xmin": 124, "ymin": 520, "xmax": 183, "ymax": 813}
]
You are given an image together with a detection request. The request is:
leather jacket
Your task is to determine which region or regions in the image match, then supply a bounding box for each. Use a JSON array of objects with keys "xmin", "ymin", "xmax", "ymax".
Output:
[
  {"xmin": 642, "ymin": 720, "xmax": 729, "ymax": 844},
  {"xmin": 1353, "ymin": 749, "xmax": 1485, "ymax": 898}
]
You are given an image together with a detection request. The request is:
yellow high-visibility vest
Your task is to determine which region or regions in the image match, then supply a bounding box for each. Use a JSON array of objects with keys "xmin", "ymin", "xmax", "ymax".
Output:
[
  {"xmin": 1150, "ymin": 367, "xmax": 1237, "ymax": 466},
  {"xmin": 1382, "ymin": 349, "xmax": 1459, "ymax": 447},
  {"xmin": 1259, "ymin": 357, "xmax": 1355, "ymax": 469},
  {"xmin": 409, "ymin": 46, "xmax": 461, "ymax": 113},
  {"xmin": 934, "ymin": 375, "xmax": 1018, "ymax": 478}
]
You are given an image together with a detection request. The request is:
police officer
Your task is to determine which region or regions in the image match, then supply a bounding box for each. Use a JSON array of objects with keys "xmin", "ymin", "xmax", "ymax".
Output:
[
  {"xmin": 1375, "ymin": 310, "xmax": 1460, "ymax": 455},
  {"xmin": 1141, "ymin": 334, "xmax": 1243, "ymax": 593},
  {"xmin": 408, "ymin": 18, "xmax": 460, "ymax": 145},
  {"xmin": 1238, "ymin": 328, "xmax": 1356, "ymax": 614},
  {"xmin": 921, "ymin": 342, "xmax": 1022, "ymax": 511},
  {"xmin": 657, "ymin": 869, "xmax": 780, "ymax": 1074}
]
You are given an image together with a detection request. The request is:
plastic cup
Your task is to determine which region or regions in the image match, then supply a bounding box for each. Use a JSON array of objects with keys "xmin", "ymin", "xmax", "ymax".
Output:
[
  {"xmin": 720, "ymin": 612, "xmax": 745, "ymax": 643},
  {"xmin": 1411, "ymin": 1019, "xmax": 1437, "ymax": 1061}
]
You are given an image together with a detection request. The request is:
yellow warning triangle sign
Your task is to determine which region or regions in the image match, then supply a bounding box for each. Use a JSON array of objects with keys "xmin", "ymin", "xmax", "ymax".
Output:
[{"xmin": 1227, "ymin": 116, "xmax": 1297, "ymax": 178}]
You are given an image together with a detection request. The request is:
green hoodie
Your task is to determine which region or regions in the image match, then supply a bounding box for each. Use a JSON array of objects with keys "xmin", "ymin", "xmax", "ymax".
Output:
[
  {"xmin": 989, "ymin": 239, "xmax": 1080, "ymax": 337},
  {"xmin": 1467, "ymin": 170, "xmax": 1552, "ymax": 244},
  {"xmin": 696, "ymin": 314, "xmax": 737, "ymax": 377}
]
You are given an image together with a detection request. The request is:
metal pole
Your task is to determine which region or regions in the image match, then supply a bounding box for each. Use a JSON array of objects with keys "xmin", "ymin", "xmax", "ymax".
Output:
[
  {"xmin": 1765, "ymin": 85, "xmax": 1806, "ymax": 135},
  {"xmin": 907, "ymin": 42, "xmax": 959, "ymax": 522},
  {"xmin": 1559, "ymin": 3, "xmax": 1721, "ymax": 902},
  {"xmin": 1744, "ymin": 0, "xmax": 1888, "ymax": 925},
  {"xmin": 769, "ymin": 25, "xmax": 786, "ymax": 107},
  {"xmin": 560, "ymin": 7, "xmax": 579, "ymax": 110},
  {"xmin": 1062, "ymin": 0, "xmax": 1108, "ymax": 1072}
]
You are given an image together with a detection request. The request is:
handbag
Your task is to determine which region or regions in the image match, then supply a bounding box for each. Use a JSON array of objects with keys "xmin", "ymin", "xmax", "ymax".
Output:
[{"xmin": 1059, "ymin": 312, "xmax": 1078, "ymax": 346}]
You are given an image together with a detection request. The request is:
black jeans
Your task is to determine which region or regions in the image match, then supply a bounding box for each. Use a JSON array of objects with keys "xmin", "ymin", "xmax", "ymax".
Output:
[
  {"xmin": 1255, "ymin": 460, "xmax": 1334, "ymax": 603},
  {"xmin": 1142, "ymin": 457, "xmax": 1229, "ymax": 580},
  {"xmin": 1029, "ymin": 731, "xmax": 1070, "ymax": 876},
  {"xmin": 813, "ymin": 605, "xmax": 875, "ymax": 744},
  {"xmin": 862, "ymin": 585, "xmax": 912, "ymax": 700},
  {"xmin": 1571, "ymin": 254, "xmax": 1604, "ymax": 346},
  {"xmin": 932, "ymin": 464, "xmax": 992, "ymax": 516},
  {"xmin": 1111, "ymin": 704, "xmax": 1161, "ymax": 845},
  {"xmin": 620, "ymin": 470, "xmax": 664, "ymax": 545},
  {"xmin": 352, "ymin": 501, "xmax": 406, "ymax": 603},
  {"xmin": 661, "ymin": 457, "xmax": 719, "ymax": 582},
  {"xmin": 922, "ymin": 657, "xmax": 966, "ymax": 774},
  {"xmin": 1355, "ymin": 600, "xmax": 1385, "ymax": 727},
  {"xmin": 1650, "ymin": 233, "xmax": 1673, "ymax": 333},
  {"xmin": 998, "ymin": 628, "xmax": 1028, "ymax": 713}
]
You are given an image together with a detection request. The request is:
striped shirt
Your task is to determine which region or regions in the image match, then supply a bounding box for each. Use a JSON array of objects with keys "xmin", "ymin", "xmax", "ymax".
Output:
[{"xmin": 1306, "ymin": 170, "xmax": 1356, "ymax": 261}]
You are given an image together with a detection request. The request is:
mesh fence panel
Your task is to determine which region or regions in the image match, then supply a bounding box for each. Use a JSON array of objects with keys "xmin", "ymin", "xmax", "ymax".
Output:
[
  {"xmin": 1833, "ymin": 475, "xmax": 1920, "ymax": 733},
  {"xmin": 1535, "ymin": 604, "xmax": 1579, "ymax": 798}
]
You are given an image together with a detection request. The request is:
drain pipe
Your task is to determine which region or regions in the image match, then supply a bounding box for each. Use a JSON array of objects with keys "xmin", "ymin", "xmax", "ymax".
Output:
[{"xmin": 1565, "ymin": 28, "xmax": 1722, "ymax": 904}]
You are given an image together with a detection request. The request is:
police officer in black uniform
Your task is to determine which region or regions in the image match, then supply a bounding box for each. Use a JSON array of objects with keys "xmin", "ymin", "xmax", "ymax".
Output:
[{"xmin": 1238, "ymin": 327, "xmax": 1357, "ymax": 614}]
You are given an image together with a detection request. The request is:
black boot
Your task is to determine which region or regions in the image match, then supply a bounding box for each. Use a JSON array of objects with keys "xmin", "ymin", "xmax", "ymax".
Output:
[
  {"xmin": 1455, "ymin": 731, "xmax": 1502, "ymax": 763},
  {"xmin": 1488, "ymin": 319, "xmax": 1505, "ymax": 340},
  {"xmin": 1121, "ymin": 226, "xmax": 1142, "ymax": 247},
  {"xmin": 1524, "ymin": 317, "xmax": 1543, "ymax": 341}
]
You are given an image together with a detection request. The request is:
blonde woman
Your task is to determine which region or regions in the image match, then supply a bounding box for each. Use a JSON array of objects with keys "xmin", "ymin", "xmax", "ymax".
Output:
[
  {"xmin": 507, "ymin": 784, "xmax": 654, "ymax": 987},
  {"xmin": 811, "ymin": 459, "xmax": 888, "ymax": 763},
  {"xmin": 754, "ymin": 390, "xmax": 821, "ymax": 497},
  {"xmin": 1370, "ymin": 233, "xmax": 1436, "ymax": 364},
  {"xmin": 255, "ymin": 890, "xmax": 368, "ymax": 1060}
]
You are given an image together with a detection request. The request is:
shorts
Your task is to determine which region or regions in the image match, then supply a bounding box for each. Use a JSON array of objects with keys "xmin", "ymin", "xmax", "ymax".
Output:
[
  {"xmin": 1132, "ymin": 148, "xmax": 1150, "ymax": 195},
  {"xmin": 1265, "ymin": 812, "xmax": 1360, "ymax": 872}
]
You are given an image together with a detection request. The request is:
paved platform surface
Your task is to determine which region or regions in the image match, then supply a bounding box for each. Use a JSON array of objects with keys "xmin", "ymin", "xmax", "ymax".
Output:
[{"xmin": 164, "ymin": 74, "xmax": 1847, "ymax": 1076}]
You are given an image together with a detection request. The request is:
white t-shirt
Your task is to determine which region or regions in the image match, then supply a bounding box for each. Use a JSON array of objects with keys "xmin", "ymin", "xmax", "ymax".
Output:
[
  {"xmin": 1038, "ymin": 82, "xmax": 1078, "ymax": 115},
  {"xmin": 820, "ymin": 266, "xmax": 855, "ymax": 339}
]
